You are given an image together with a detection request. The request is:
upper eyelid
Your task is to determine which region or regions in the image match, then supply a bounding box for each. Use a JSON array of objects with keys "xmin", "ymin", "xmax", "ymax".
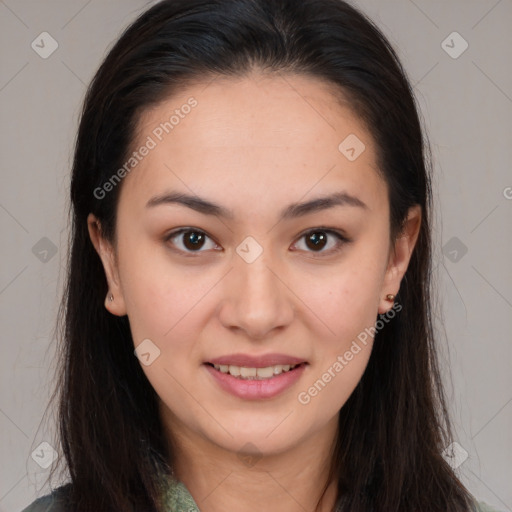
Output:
[{"xmin": 165, "ymin": 227, "xmax": 220, "ymax": 245}]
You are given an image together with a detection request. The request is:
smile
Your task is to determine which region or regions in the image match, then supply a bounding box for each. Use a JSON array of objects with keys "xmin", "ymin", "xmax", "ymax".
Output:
[
  {"xmin": 208, "ymin": 362, "xmax": 302, "ymax": 380},
  {"xmin": 203, "ymin": 362, "xmax": 308, "ymax": 399}
]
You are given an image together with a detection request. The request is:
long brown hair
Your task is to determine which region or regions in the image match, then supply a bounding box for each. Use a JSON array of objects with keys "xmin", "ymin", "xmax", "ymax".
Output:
[{"xmin": 47, "ymin": 0, "xmax": 480, "ymax": 510}]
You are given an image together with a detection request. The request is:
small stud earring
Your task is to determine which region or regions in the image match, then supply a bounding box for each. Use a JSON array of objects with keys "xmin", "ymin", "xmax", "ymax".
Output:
[
  {"xmin": 385, "ymin": 294, "xmax": 395, "ymax": 302},
  {"xmin": 109, "ymin": 293, "xmax": 114, "ymax": 302}
]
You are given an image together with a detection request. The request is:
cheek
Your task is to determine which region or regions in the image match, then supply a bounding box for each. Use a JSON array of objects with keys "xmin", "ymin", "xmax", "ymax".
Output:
[
  {"xmin": 118, "ymin": 243, "xmax": 216, "ymax": 344},
  {"xmin": 291, "ymin": 252, "xmax": 384, "ymax": 410},
  {"xmin": 299, "ymin": 255, "xmax": 384, "ymax": 343},
  {"xmin": 294, "ymin": 264, "xmax": 381, "ymax": 418},
  {"xmin": 295, "ymin": 341, "xmax": 373, "ymax": 429},
  {"xmin": 121, "ymin": 260, "xmax": 215, "ymax": 414}
]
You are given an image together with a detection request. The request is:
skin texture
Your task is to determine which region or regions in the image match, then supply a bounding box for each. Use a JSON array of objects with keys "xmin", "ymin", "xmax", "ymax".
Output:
[{"xmin": 87, "ymin": 72, "xmax": 421, "ymax": 512}]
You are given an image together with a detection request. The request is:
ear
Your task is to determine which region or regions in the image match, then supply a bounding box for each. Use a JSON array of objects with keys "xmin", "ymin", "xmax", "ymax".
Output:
[
  {"xmin": 87, "ymin": 213, "xmax": 127, "ymax": 316},
  {"xmin": 378, "ymin": 205, "xmax": 422, "ymax": 315}
]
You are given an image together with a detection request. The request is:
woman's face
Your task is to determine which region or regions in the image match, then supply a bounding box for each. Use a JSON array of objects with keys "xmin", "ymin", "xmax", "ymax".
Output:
[{"xmin": 88, "ymin": 72, "xmax": 420, "ymax": 457}]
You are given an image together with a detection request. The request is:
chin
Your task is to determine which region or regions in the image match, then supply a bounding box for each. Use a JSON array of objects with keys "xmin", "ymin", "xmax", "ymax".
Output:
[{"xmin": 202, "ymin": 416, "xmax": 306, "ymax": 456}]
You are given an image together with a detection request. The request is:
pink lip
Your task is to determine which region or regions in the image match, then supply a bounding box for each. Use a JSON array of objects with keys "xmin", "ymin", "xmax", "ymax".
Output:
[
  {"xmin": 204, "ymin": 362, "xmax": 307, "ymax": 400},
  {"xmin": 206, "ymin": 353, "xmax": 307, "ymax": 368}
]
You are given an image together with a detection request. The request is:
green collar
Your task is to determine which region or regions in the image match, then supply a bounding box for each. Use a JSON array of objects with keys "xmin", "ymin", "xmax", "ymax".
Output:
[
  {"xmin": 161, "ymin": 477, "xmax": 500, "ymax": 512},
  {"xmin": 163, "ymin": 477, "xmax": 200, "ymax": 512}
]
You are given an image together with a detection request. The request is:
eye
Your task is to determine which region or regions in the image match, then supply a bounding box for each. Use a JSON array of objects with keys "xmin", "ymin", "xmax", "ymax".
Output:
[
  {"xmin": 291, "ymin": 228, "xmax": 349, "ymax": 255},
  {"xmin": 164, "ymin": 228, "xmax": 219, "ymax": 254},
  {"xmin": 164, "ymin": 227, "xmax": 350, "ymax": 256}
]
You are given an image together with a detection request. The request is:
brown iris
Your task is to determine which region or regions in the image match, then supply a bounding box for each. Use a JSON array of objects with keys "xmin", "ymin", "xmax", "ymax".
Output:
[
  {"xmin": 182, "ymin": 231, "xmax": 206, "ymax": 251},
  {"xmin": 304, "ymin": 231, "xmax": 328, "ymax": 251}
]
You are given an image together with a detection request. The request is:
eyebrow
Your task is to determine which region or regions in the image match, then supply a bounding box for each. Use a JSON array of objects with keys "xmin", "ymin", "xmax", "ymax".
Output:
[{"xmin": 145, "ymin": 190, "xmax": 368, "ymax": 220}]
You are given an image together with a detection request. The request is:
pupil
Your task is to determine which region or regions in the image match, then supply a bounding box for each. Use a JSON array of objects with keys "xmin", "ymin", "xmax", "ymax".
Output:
[
  {"xmin": 184, "ymin": 231, "xmax": 204, "ymax": 250},
  {"xmin": 306, "ymin": 232, "xmax": 327, "ymax": 251}
]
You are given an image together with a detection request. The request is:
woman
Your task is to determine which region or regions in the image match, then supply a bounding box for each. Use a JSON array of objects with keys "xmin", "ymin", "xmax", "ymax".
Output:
[{"xmin": 22, "ymin": 0, "xmax": 502, "ymax": 511}]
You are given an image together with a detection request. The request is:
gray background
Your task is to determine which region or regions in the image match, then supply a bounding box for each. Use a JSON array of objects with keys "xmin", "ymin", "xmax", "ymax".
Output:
[{"xmin": 0, "ymin": 0, "xmax": 510, "ymax": 510}]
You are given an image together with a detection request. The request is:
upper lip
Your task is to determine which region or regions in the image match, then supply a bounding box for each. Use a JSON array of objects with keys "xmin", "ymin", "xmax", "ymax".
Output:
[{"xmin": 206, "ymin": 353, "xmax": 308, "ymax": 368}]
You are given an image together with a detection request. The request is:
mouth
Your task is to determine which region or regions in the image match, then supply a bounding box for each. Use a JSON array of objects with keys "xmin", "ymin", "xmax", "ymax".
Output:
[
  {"xmin": 204, "ymin": 361, "xmax": 307, "ymax": 380},
  {"xmin": 203, "ymin": 359, "xmax": 308, "ymax": 399}
]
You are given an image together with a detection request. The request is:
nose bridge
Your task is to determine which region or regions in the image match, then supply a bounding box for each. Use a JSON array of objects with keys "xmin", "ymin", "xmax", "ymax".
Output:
[
  {"xmin": 218, "ymin": 244, "xmax": 293, "ymax": 338},
  {"xmin": 238, "ymin": 251, "xmax": 277, "ymax": 301}
]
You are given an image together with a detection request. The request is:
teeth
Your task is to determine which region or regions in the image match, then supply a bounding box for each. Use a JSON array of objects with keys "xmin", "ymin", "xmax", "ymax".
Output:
[
  {"xmin": 228, "ymin": 365, "xmax": 240, "ymax": 376},
  {"xmin": 240, "ymin": 367, "xmax": 256, "ymax": 378},
  {"xmin": 211, "ymin": 363, "xmax": 300, "ymax": 379}
]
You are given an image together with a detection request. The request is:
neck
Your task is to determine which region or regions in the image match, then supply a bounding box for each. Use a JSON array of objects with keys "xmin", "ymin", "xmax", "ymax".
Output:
[{"xmin": 162, "ymin": 411, "xmax": 340, "ymax": 512}]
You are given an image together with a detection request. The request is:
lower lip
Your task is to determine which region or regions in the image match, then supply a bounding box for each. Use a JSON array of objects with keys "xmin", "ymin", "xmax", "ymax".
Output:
[{"xmin": 204, "ymin": 363, "xmax": 307, "ymax": 400}]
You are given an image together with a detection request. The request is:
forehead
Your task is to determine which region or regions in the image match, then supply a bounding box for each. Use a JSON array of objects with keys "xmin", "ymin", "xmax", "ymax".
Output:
[{"xmin": 119, "ymin": 72, "xmax": 384, "ymax": 213}]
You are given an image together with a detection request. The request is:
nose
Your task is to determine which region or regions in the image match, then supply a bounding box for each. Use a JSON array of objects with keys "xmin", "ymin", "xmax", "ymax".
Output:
[{"xmin": 217, "ymin": 253, "xmax": 294, "ymax": 340}]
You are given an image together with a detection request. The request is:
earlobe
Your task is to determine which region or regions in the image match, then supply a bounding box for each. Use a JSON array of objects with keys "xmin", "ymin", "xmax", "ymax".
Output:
[
  {"xmin": 87, "ymin": 213, "xmax": 128, "ymax": 316},
  {"xmin": 378, "ymin": 205, "xmax": 422, "ymax": 315}
]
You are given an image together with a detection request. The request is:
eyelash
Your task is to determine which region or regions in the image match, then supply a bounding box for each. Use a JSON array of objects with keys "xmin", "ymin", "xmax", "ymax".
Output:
[{"xmin": 163, "ymin": 227, "xmax": 351, "ymax": 257}]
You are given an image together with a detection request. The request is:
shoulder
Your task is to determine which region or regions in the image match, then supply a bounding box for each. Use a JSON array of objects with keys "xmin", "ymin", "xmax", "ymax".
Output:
[
  {"xmin": 20, "ymin": 484, "xmax": 71, "ymax": 512},
  {"xmin": 474, "ymin": 499, "xmax": 504, "ymax": 512}
]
